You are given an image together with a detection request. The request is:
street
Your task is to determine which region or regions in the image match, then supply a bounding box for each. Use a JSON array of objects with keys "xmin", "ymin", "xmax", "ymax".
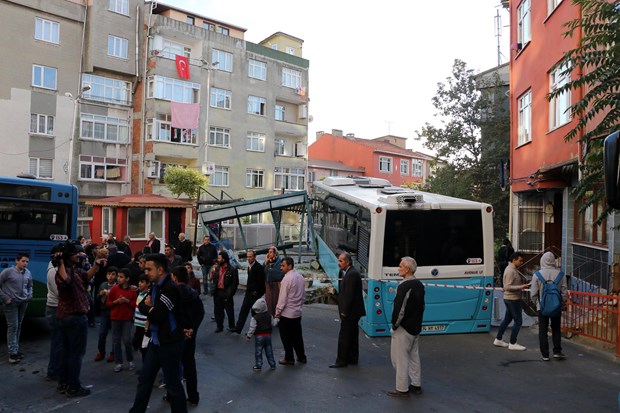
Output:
[{"xmin": 0, "ymin": 292, "xmax": 618, "ymax": 413}]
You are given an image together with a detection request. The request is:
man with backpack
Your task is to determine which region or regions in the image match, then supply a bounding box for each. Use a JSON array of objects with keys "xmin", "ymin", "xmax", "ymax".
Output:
[{"xmin": 530, "ymin": 251, "xmax": 568, "ymax": 361}]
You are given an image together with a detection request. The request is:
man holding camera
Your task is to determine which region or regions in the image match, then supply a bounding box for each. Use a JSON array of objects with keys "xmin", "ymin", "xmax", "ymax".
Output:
[{"xmin": 53, "ymin": 241, "xmax": 104, "ymax": 398}]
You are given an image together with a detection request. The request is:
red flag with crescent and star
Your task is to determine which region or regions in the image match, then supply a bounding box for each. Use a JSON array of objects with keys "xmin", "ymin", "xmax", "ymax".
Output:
[{"xmin": 175, "ymin": 55, "xmax": 190, "ymax": 79}]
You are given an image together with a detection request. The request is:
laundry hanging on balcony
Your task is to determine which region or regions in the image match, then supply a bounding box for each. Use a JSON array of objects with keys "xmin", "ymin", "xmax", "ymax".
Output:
[{"xmin": 171, "ymin": 102, "xmax": 200, "ymax": 129}]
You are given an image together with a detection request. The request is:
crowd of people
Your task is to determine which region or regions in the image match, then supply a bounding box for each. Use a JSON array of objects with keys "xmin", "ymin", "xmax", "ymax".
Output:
[{"xmin": 0, "ymin": 231, "xmax": 570, "ymax": 408}]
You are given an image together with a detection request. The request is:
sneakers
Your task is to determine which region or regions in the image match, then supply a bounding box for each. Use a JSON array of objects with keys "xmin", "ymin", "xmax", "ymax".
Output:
[
  {"xmin": 252, "ymin": 365, "xmax": 261, "ymax": 372},
  {"xmin": 106, "ymin": 352, "xmax": 114, "ymax": 362},
  {"xmin": 541, "ymin": 356, "xmax": 550, "ymax": 361},
  {"xmin": 114, "ymin": 364, "xmax": 123, "ymax": 372},
  {"xmin": 66, "ymin": 386, "xmax": 91, "ymax": 398},
  {"xmin": 553, "ymin": 352, "xmax": 567, "ymax": 359},
  {"xmin": 270, "ymin": 365, "xmax": 276, "ymax": 371},
  {"xmin": 128, "ymin": 362, "xmax": 136, "ymax": 371},
  {"xmin": 508, "ymin": 343, "xmax": 527, "ymax": 351},
  {"xmin": 94, "ymin": 352, "xmax": 105, "ymax": 362},
  {"xmin": 493, "ymin": 339, "xmax": 509, "ymax": 348},
  {"xmin": 8, "ymin": 354, "xmax": 20, "ymax": 364}
]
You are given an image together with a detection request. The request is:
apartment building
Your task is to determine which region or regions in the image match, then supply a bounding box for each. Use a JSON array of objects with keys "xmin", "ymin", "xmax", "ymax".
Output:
[{"xmin": 508, "ymin": 0, "xmax": 615, "ymax": 290}]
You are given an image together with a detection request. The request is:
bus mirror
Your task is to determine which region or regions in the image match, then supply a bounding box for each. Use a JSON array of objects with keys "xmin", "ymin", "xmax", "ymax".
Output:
[{"xmin": 604, "ymin": 131, "xmax": 620, "ymax": 209}]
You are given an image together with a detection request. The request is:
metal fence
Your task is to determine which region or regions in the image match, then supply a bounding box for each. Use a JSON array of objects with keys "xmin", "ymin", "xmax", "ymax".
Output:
[{"xmin": 561, "ymin": 290, "xmax": 620, "ymax": 357}]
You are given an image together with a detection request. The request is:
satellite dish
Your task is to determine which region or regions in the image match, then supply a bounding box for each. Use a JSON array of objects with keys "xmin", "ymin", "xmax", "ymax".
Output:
[{"xmin": 308, "ymin": 115, "xmax": 314, "ymax": 122}]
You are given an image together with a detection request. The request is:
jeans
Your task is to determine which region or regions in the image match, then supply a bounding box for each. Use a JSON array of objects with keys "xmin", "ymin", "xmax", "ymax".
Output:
[
  {"xmin": 4, "ymin": 301, "xmax": 28, "ymax": 355},
  {"xmin": 98, "ymin": 311, "xmax": 112, "ymax": 354},
  {"xmin": 200, "ymin": 265, "xmax": 212, "ymax": 295},
  {"xmin": 279, "ymin": 316, "xmax": 306, "ymax": 362},
  {"xmin": 130, "ymin": 340, "xmax": 187, "ymax": 413},
  {"xmin": 111, "ymin": 319, "xmax": 133, "ymax": 364},
  {"xmin": 390, "ymin": 328, "xmax": 421, "ymax": 392},
  {"xmin": 46, "ymin": 305, "xmax": 63, "ymax": 377},
  {"xmin": 538, "ymin": 311, "xmax": 562, "ymax": 357},
  {"xmin": 58, "ymin": 315, "xmax": 88, "ymax": 389},
  {"xmin": 496, "ymin": 299, "xmax": 523, "ymax": 344},
  {"xmin": 254, "ymin": 335, "xmax": 276, "ymax": 368}
]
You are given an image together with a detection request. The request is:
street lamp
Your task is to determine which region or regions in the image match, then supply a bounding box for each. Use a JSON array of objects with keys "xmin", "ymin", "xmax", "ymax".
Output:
[{"xmin": 65, "ymin": 85, "xmax": 91, "ymax": 184}]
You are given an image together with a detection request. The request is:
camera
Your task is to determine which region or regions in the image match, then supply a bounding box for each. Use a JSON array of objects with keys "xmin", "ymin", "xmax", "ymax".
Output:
[{"xmin": 50, "ymin": 240, "xmax": 83, "ymax": 267}]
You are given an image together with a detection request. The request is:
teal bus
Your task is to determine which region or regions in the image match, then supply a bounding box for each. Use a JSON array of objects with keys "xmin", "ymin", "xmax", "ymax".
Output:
[
  {"xmin": 312, "ymin": 177, "xmax": 495, "ymax": 337},
  {"xmin": 0, "ymin": 176, "xmax": 78, "ymax": 316}
]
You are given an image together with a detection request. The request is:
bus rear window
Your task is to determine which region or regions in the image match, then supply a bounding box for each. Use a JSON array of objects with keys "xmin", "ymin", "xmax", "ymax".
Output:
[
  {"xmin": 0, "ymin": 201, "xmax": 70, "ymax": 240},
  {"xmin": 383, "ymin": 210, "xmax": 484, "ymax": 267},
  {"xmin": 0, "ymin": 183, "xmax": 51, "ymax": 200}
]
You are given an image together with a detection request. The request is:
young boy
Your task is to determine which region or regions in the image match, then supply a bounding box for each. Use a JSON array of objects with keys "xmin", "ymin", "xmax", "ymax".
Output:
[
  {"xmin": 95, "ymin": 266, "xmax": 117, "ymax": 362},
  {"xmin": 132, "ymin": 274, "xmax": 150, "ymax": 361},
  {"xmin": 107, "ymin": 268, "xmax": 138, "ymax": 372},
  {"xmin": 245, "ymin": 297, "xmax": 278, "ymax": 371}
]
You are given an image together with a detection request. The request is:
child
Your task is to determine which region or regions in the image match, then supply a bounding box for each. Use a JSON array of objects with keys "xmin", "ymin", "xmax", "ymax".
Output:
[
  {"xmin": 95, "ymin": 266, "xmax": 117, "ymax": 362},
  {"xmin": 132, "ymin": 274, "xmax": 150, "ymax": 361},
  {"xmin": 245, "ymin": 297, "xmax": 278, "ymax": 371},
  {"xmin": 107, "ymin": 268, "xmax": 138, "ymax": 372}
]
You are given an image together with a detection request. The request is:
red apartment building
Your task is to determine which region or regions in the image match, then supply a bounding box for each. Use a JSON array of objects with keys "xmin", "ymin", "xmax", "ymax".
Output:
[
  {"xmin": 308, "ymin": 130, "xmax": 437, "ymax": 188},
  {"xmin": 509, "ymin": 0, "xmax": 610, "ymax": 290}
]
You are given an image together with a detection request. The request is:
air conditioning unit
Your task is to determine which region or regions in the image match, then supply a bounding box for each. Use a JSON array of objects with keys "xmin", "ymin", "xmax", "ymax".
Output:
[
  {"xmin": 298, "ymin": 104, "xmax": 308, "ymax": 119},
  {"xmin": 202, "ymin": 162, "xmax": 215, "ymax": 175},
  {"xmin": 295, "ymin": 142, "xmax": 307, "ymax": 157},
  {"xmin": 148, "ymin": 161, "xmax": 161, "ymax": 178}
]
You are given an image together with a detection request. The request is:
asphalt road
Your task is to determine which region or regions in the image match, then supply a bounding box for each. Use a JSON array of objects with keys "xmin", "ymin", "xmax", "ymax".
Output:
[{"xmin": 0, "ymin": 292, "xmax": 618, "ymax": 413}]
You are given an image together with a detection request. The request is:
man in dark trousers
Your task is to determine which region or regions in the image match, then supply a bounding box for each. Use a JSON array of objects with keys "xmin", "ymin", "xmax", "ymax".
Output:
[
  {"xmin": 173, "ymin": 233, "xmax": 193, "ymax": 264},
  {"xmin": 129, "ymin": 253, "xmax": 187, "ymax": 413},
  {"xmin": 330, "ymin": 252, "xmax": 366, "ymax": 368},
  {"xmin": 197, "ymin": 236, "xmax": 218, "ymax": 296},
  {"xmin": 231, "ymin": 250, "xmax": 265, "ymax": 333},
  {"xmin": 212, "ymin": 251, "xmax": 239, "ymax": 333}
]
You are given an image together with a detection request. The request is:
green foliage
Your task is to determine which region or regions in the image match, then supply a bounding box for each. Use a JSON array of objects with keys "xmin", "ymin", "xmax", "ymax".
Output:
[
  {"xmin": 548, "ymin": 0, "xmax": 620, "ymax": 220},
  {"xmin": 417, "ymin": 59, "xmax": 511, "ymax": 239},
  {"xmin": 162, "ymin": 166, "xmax": 208, "ymax": 199}
]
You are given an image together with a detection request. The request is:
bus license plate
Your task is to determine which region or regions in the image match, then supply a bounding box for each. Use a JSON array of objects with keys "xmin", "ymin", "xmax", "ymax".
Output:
[{"xmin": 422, "ymin": 325, "xmax": 446, "ymax": 332}]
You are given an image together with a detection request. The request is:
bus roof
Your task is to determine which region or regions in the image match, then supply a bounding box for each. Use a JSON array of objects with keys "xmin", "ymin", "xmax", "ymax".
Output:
[{"xmin": 313, "ymin": 177, "xmax": 491, "ymax": 211}]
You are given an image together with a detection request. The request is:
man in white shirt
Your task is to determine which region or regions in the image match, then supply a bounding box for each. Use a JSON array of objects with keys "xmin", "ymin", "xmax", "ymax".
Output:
[{"xmin": 275, "ymin": 257, "xmax": 307, "ymax": 365}]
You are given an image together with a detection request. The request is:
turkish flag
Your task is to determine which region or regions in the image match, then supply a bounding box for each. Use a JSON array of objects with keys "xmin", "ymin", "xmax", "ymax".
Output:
[{"xmin": 175, "ymin": 55, "xmax": 190, "ymax": 79}]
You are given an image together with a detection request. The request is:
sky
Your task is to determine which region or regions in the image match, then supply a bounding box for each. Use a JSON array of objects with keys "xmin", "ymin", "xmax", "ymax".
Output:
[{"xmin": 166, "ymin": 0, "xmax": 510, "ymax": 153}]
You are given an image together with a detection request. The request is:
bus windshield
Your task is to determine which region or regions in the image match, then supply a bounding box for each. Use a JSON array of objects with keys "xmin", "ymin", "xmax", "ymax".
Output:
[
  {"xmin": 0, "ymin": 200, "xmax": 71, "ymax": 240},
  {"xmin": 383, "ymin": 210, "xmax": 484, "ymax": 267}
]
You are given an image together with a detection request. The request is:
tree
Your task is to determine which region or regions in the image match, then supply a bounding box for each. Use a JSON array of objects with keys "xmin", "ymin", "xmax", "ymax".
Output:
[
  {"xmin": 416, "ymin": 59, "xmax": 511, "ymax": 238},
  {"xmin": 548, "ymin": 0, "xmax": 620, "ymax": 220},
  {"xmin": 163, "ymin": 166, "xmax": 208, "ymax": 199}
]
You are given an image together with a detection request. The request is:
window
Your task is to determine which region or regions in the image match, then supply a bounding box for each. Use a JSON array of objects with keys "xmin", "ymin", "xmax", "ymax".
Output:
[
  {"xmin": 127, "ymin": 208, "xmax": 165, "ymax": 240},
  {"xmin": 108, "ymin": 35, "xmax": 128, "ymax": 59},
  {"xmin": 210, "ymin": 87, "xmax": 231, "ymax": 109},
  {"xmin": 109, "ymin": 0, "xmax": 129, "ymax": 15},
  {"xmin": 274, "ymin": 139, "xmax": 285, "ymax": 155},
  {"xmin": 271, "ymin": 44, "xmax": 278, "ymax": 51},
  {"xmin": 308, "ymin": 171, "xmax": 316, "ymax": 183},
  {"xmin": 275, "ymin": 105, "xmax": 285, "ymax": 121},
  {"xmin": 246, "ymin": 132, "xmax": 265, "ymax": 152},
  {"xmin": 151, "ymin": 37, "xmax": 191, "ymax": 59},
  {"xmin": 35, "ymin": 18, "xmax": 59, "ymax": 44},
  {"xmin": 379, "ymin": 156, "xmax": 392, "ymax": 173},
  {"xmin": 282, "ymin": 67, "xmax": 302, "ymax": 89},
  {"xmin": 549, "ymin": 62, "xmax": 571, "ymax": 129},
  {"xmin": 248, "ymin": 96, "xmax": 266, "ymax": 116},
  {"xmin": 30, "ymin": 114, "xmax": 54, "ymax": 136},
  {"xmin": 518, "ymin": 90, "xmax": 532, "ymax": 145},
  {"xmin": 517, "ymin": 193, "xmax": 543, "ymax": 252},
  {"xmin": 575, "ymin": 197, "xmax": 607, "ymax": 246},
  {"xmin": 79, "ymin": 155, "xmax": 126, "ymax": 182},
  {"xmin": 400, "ymin": 160, "xmax": 409, "ymax": 175},
  {"xmin": 102, "ymin": 207, "xmax": 116, "ymax": 236},
  {"xmin": 32, "ymin": 65, "xmax": 57, "ymax": 90},
  {"xmin": 157, "ymin": 162, "xmax": 186, "ymax": 184},
  {"xmin": 209, "ymin": 126, "xmax": 230, "ymax": 147},
  {"xmin": 249, "ymin": 59, "xmax": 266, "ymax": 80},
  {"xmin": 81, "ymin": 113, "xmax": 129, "ymax": 143},
  {"xmin": 212, "ymin": 49, "xmax": 232, "ymax": 72},
  {"xmin": 83, "ymin": 74, "xmax": 131, "ymax": 105},
  {"xmin": 274, "ymin": 167, "xmax": 305, "ymax": 190},
  {"xmin": 217, "ymin": 26, "xmax": 229, "ymax": 36},
  {"xmin": 28, "ymin": 158, "xmax": 52, "ymax": 179},
  {"xmin": 147, "ymin": 114, "xmax": 197, "ymax": 145},
  {"xmin": 518, "ymin": 0, "xmax": 531, "ymax": 45},
  {"xmin": 203, "ymin": 22, "xmax": 215, "ymax": 31},
  {"xmin": 78, "ymin": 203, "xmax": 92, "ymax": 239},
  {"xmin": 147, "ymin": 75, "xmax": 200, "ymax": 104},
  {"xmin": 412, "ymin": 159, "xmax": 423, "ymax": 177},
  {"xmin": 211, "ymin": 166, "xmax": 229, "ymax": 186},
  {"xmin": 286, "ymin": 46, "xmax": 295, "ymax": 55},
  {"xmin": 186, "ymin": 16, "xmax": 195, "ymax": 25},
  {"xmin": 246, "ymin": 169, "xmax": 264, "ymax": 188},
  {"xmin": 548, "ymin": 0, "xmax": 563, "ymax": 14},
  {"xmin": 148, "ymin": 161, "xmax": 161, "ymax": 178}
]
